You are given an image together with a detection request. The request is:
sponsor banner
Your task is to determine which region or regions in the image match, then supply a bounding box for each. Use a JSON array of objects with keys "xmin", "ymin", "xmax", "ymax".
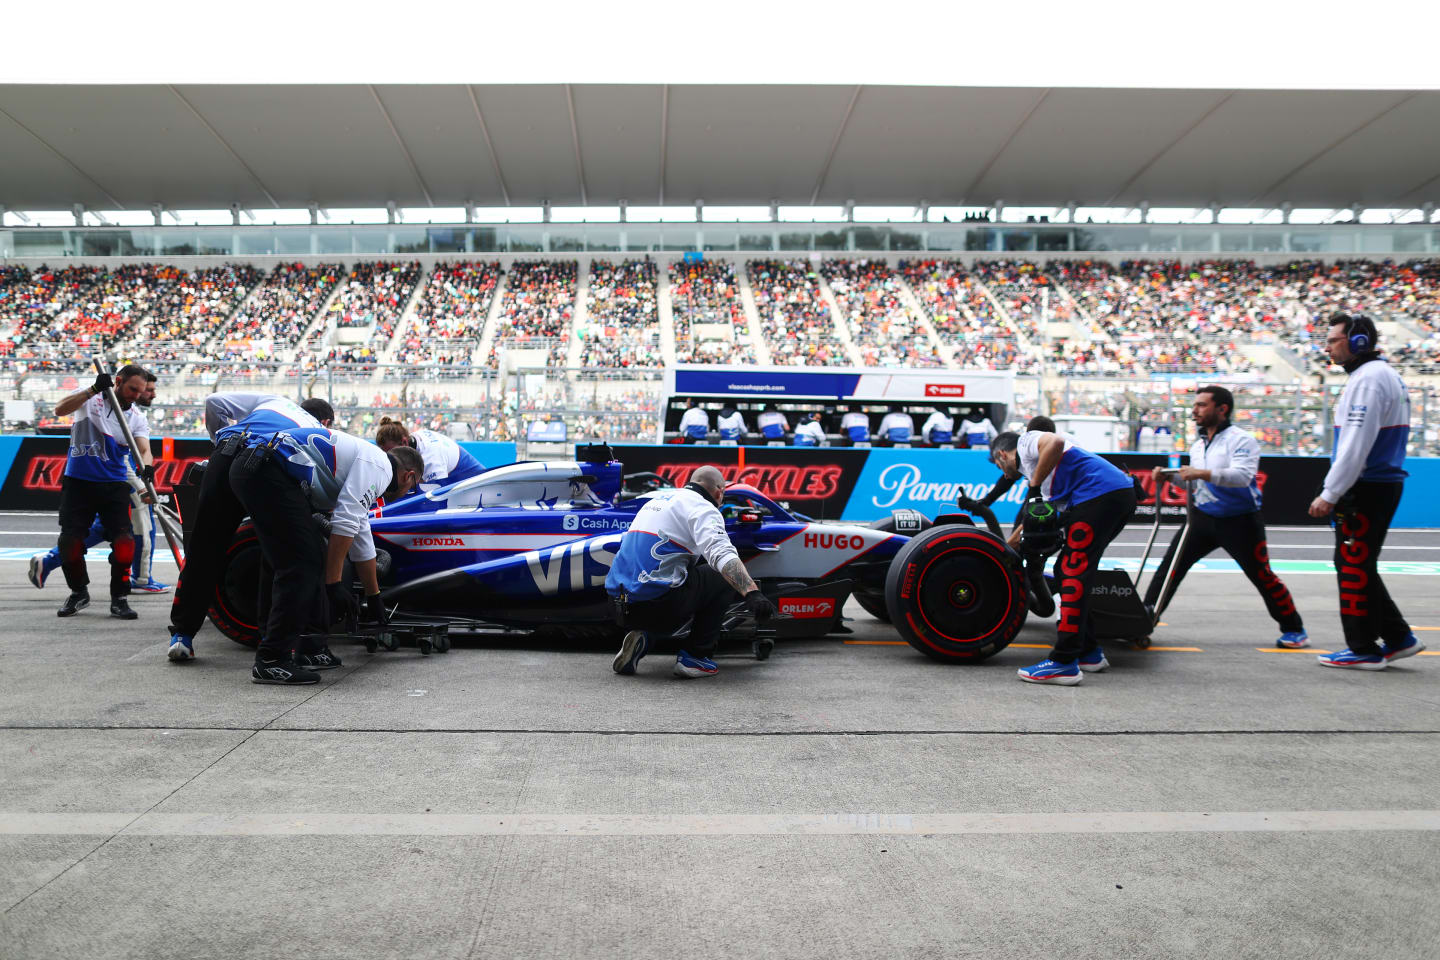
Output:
[
  {"xmin": 671, "ymin": 367, "xmax": 1012, "ymax": 403},
  {"xmin": 0, "ymin": 436, "xmax": 515, "ymax": 513},
  {"xmin": 611, "ymin": 444, "xmax": 865, "ymax": 519}
]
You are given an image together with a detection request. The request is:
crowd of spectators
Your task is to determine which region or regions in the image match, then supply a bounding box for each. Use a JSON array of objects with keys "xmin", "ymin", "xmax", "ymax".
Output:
[
  {"xmin": 747, "ymin": 259, "xmax": 848, "ymax": 366},
  {"xmin": 328, "ymin": 261, "xmax": 422, "ymax": 339},
  {"xmin": 968, "ymin": 259, "xmax": 1054, "ymax": 340},
  {"xmin": 670, "ymin": 260, "xmax": 753, "ymax": 364},
  {"xmin": 579, "ymin": 259, "xmax": 661, "ymax": 368},
  {"xmin": 218, "ymin": 262, "xmax": 341, "ymax": 360},
  {"xmin": 821, "ymin": 259, "xmax": 943, "ymax": 367},
  {"xmin": 489, "ymin": 260, "xmax": 577, "ymax": 367},
  {"xmin": 399, "ymin": 261, "xmax": 501, "ymax": 365},
  {"xmin": 898, "ymin": 259, "xmax": 1028, "ymax": 370}
]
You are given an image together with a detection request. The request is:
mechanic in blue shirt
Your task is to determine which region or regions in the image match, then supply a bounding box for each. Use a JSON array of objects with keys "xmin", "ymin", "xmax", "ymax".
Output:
[
  {"xmin": 375, "ymin": 417, "xmax": 485, "ymax": 491},
  {"xmin": 989, "ymin": 428, "xmax": 1136, "ymax": 686},
  {"xmin": 1143, "ymin": 386, "xmax": 1307, "ymax": 649},
  {"xmin": 608, "ymin": 465, "xmax": 775, "ymax": 679},
  {"xmin": 49, "ymin": 365, "xmax": 152, "ymax": 620},
  {"xmin": 1307, "ymin": 314, "xmax": 1423, "ymax": 670}
]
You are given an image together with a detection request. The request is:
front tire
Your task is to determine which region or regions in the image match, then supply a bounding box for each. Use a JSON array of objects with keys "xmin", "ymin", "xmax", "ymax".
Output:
[{"xmin": 884, "ymin": 526, "xmax": 1027, "ymax": 662}]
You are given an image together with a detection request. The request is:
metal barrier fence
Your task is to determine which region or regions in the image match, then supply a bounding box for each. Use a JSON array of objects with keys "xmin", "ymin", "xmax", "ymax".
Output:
[{"xmin": 3, "ymin": 361, "xmax": 1438, "ymax": 458}]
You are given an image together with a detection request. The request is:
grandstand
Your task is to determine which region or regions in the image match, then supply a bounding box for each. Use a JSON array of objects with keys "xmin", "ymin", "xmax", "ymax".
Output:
[{"xmin": 2, "ymin": 83, "xmax": 1439, "ymax": 454}]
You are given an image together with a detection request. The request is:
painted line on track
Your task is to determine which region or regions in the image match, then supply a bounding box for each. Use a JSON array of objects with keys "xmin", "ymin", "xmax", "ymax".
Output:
[{"xmin": 3, "ymin": 809, "xmax": 1438, "ymax": 837}]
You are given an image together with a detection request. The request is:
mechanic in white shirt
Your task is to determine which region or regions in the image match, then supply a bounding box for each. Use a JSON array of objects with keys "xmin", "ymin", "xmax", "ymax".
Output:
[
  {"xmin": 1307, "ymin": 314, "xmax": 1422, "ymax": 669},
  {"xmin": 716, "ymin": 406, "xmax": 747, "ymax": 442},
  {"xmin": 607, "ymin": 465, "xmax": 775, "ymax": 679},
  {"xmin": 960, "ymin": 413, "xmax": 998, "ymax": 449},
  {"xmin": 756, "ymin": 404, "xmax": 789, "ymax": 441},
  {"xmin": 793, "ymin": 412, "xmax": 826, "ymax": 446},
  {"xmin": 1144, "ymin": 386, "xmax": 1307, "ymax": 649},
  {"xmin": 168, "ymin": 394, "xmax": 420, "ymax": 680},
  {"xmin": 678, "ymin": 398, "xmax": 711, "ymax": 442},
  {"xmin": 921, "ymin": 406, "xmax": 955, "ymax": 445},
  {"xmin": 877, "ymin": 410, "xmax": 914, "ymax": 444},
  {"xmin": 840, "ymin": 406, "xmax": 871, "ymax": 444}
]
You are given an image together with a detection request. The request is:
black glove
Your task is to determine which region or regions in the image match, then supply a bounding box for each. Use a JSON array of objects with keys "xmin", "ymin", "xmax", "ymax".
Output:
[
  {"xmin": 1019, "ymin": 496, "xmax": 1063, "ymax": 555},
  {"xmin": 325, "ymin": 581, "xmax": 358, "ymax": 632},
  {"xmin": 361, "ymin": 593, "xmax": 388, "ymax": 626},
  {"xmin": 138, "ymin": 464, "xmax": 155, "ymax": 485},
  {"xmin": 743, "ymin": 590, "xmax": 776, "ymax": 622},
  {"xmin": 91, "ymin": 372, "xmax": 113, "ymax": 396}
]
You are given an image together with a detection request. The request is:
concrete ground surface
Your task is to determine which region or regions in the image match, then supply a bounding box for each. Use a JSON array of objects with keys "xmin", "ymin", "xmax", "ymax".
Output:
[{"xmin": 1, "ymin": 513, "xmax": 1437, "ymax": 960}]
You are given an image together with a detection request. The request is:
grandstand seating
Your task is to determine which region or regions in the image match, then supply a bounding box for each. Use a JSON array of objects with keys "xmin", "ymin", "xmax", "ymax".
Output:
[
  {"xmin": 489, "ymin": 260, "xmax": 577, "ymax": 367},
  {"xmin": 821, "ymin": 259, "xmax": 943, "ymax": 367},
  {"xmin": 578, "ymin": 259, "xmax": 661, "ymax": 368},
  {"xmin": 898, "ymin": 259, "xmax": 1038, "ymax": 372},
  {"xmin": 217, "ymin": 262, "xmax": 340, "ymax": 364},
  {"xmin": 747, "ymin": 259, "xmax": 848, "ymax": 366},
  {"xmin": 671, "ymin": 260, "xmax": 753, "ymax": 364},
  {"xmin": 399, "ymin": 260, "xmax": 500, "ymax": 366}
]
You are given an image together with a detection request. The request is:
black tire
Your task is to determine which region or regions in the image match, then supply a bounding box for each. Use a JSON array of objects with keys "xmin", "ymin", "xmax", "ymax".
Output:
[
  {"xmin": 884, "ymin": 526, "xmax": 1027, "ymax": 663},
  {"xmin": 859, "ymin": 512, "xmax": 936, "ymax": 623},
  {"xmin": 209, "ymin": 521, "xmax": 263, "ymax": 648}
]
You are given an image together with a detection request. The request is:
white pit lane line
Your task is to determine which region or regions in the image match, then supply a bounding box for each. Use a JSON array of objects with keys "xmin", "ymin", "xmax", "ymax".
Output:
[{"xmin": 2, "ymin": 810, "xmax": 1438, "ymax": 837}]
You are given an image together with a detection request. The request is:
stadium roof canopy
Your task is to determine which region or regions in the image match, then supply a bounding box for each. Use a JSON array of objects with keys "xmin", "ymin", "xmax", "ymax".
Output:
[{"xmin": 2, "ymin": 84, "xmax": 1438, "ymax": 212}]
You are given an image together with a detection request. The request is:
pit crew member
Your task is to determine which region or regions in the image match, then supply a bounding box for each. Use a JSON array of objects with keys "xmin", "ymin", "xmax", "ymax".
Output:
[
  {"xmin": 877, "ymin": 409, "xmax": 914, "ymax": 444},
  {"xmin": 793, "ymin": 411, "xmax": 826, "ymax": 447},
  {"xmin": 678, "ymin": 398, "xmax": 711, "ymax": 442},
  {"xmin": 608, "ymin": 465, "xmax": 775, "ymax": 679},
  {"xmin": 50, "ymin": 365, "xmax": 152, "ymax": 620},
  {"xmin": 376, "ymin": 416, "xmax": 485, "ymax": 491},
  {"xmin": 840, "ymin": 406, "xmax": 871, "ymax": 444},
  {"xmin": 921, "ymin": 406, "xmax": 955, "ymax": 445},
  {"xmin": 990, "ymin": 429, "xmax": 1137, "ymax": 685},
  {"xmin": 1145, "ymin": 386, "xmax": 1307, "ymax": 648},
  {"xmin": 960, "ymin": 411, "xmax": 998, "ymax": 450},
  {"xmin": 1308, "ymin": 314, "xmax": 1423, "ymax": 670},
  {"xmin": 756, "ymin": 404, "xmax": 789, "ymax": 441},
  {"xmin": 716, "ymin": 406, "xmax": 746, "ymax": 443}
]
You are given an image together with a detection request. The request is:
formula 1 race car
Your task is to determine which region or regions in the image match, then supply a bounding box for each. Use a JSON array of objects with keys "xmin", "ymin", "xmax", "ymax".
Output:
[{"xmin": 205, "ymin": 445, "xmax": 1029, "ymax": 662}]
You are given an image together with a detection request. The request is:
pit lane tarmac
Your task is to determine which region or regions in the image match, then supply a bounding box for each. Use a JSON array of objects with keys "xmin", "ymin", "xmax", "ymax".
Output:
[{"xmin": 0, "ymin": 514, "xmax": 1436, "ymax": 960}]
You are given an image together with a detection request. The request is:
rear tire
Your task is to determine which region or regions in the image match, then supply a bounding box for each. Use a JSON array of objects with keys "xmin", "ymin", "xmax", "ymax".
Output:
[
  {"xmin": 884, "ymin": 526, "xmax": 1027, "ymax": 663},
  {"xmin": 209, "ymin": 522, "xmax": 262, "ymax": 648}
]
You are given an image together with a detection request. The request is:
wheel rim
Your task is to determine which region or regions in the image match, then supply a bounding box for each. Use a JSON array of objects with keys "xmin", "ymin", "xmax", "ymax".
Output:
[{"xmin": 916, "ymin": 548, "xmax": 1013, "ymax": 644}]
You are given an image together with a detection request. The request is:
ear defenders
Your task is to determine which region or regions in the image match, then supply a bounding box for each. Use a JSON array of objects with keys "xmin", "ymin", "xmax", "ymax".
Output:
[{"xmin": 1346, "ymin": 315, "xmax": 1374, "ymax": 354}]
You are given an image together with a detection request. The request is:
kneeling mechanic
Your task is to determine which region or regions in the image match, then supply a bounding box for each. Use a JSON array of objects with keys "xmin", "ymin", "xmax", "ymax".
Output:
[
  {"xmin": 607, "ymin": 465, "xmax": 774, "ymax": 679},
  {"xmin": 990, "ymin": 429, "xmax": 1137, "ymax": 685}
]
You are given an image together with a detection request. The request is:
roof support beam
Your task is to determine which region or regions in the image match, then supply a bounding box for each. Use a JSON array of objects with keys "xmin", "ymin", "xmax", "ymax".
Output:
[
  {"xmin": 169, "ymin": 85, "xmax": 280, "ymax": 208},
  {"xmin": 0, "ymin": 103, "xmax": 124, "ymax": 209},
  {"xmin": 466, "ymin": 85, "xmax": 511, "ymax": 206},
  {"xmin": 658, "ymin": 84, "xmax": 670, "ymax": 206},
  {"xmin": 810, "ymin": 85, "xmax": 862, "ymax": 205},
  {"xmin": 963, "ymin": 88, "xmax": 1049, "ymax": 203},
  {"xmin": 565, "ymin": 84, "xmax": 589, "ymax": 205},
  {"xmin": 1249, "ymin": 93, "xmax": 1417, "ymax": 207},
  {"xmin": 369, "ymin": 85, "xmax": 433, "ymax": 207},
  {"xmin": 1104, "ymin": 92, "xmax": 1233, "ymax": 206}
]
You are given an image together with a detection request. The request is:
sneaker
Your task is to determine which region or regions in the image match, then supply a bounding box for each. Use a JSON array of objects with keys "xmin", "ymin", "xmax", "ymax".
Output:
[
  {"xmin": 1380, "ymin": 634, "xmax": 1425, "ymax": 662},
  {"xmin": 1017, "ymin": 658, "xmax": 1083, "ymax": 685},
  {"xmin": 251, "ymin": 658, "xmax": 320, "ymax": 685},
  {"xmin": 1317, "ymin": 649, "xmax": 1386, "ymax": 671},
  {"xmin": 612, "ymin": 630, "xmax": 649, "ymax": 675},
  {"xmin": 296, "ymin": 647, "xmax": 343, "ymax": 671},
  {"xmin": 109, "ymin": 598, "xmax": 138, "ymax": 620},
  {"xmin": 27, "ymin": 553, "xmax": 48, "ymax": 589},
  {"xmin": 167, "ymin": 634, "xmax": 194, "ymax": 662},
  {"xmin": 673, "ymin": 650, "xmax": 718, "ymax": 679},
  {"xmin": 130, "ymin": 578, "xmax": 170, "ymax": 594},
  {"xmin": 57, "ymin": 591, "xmax": 90, "ymax": 617},
  {"xmin": 1077, "ymin": 647, "xmax": 1109, "ymax": 673},
  {"xmin": 1276, "ymin": 631, "xmax": 1310, "ymax": 649}
]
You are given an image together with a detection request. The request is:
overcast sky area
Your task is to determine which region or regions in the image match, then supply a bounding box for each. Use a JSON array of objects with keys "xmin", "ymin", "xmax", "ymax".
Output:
[{"xmin": 5, "ymin": 1, "xmax": 1438, "ymax": 88}]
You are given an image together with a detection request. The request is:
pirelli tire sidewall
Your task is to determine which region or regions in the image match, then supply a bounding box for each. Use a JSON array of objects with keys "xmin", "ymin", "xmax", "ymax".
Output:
[
  {"xmin": 209, "ymin": 521, "xmax": 262, "ymax": 648},
  {"xmin": 884, "ymin": 525, "xmax": 1027, "ymax": 662}
]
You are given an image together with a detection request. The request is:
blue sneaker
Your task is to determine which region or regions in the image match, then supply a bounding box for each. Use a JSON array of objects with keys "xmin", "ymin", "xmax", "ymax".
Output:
[
  {"xmin": 1077, "ymin": 647, "xmax": 1109, "ymax": 673},
  {"xmin": 27, "ymin": 553, "xmax": 49, "ymax": 589},
  {"xmin": 167, "ymin": 634, "xmax": 194, "ymax": 662},
  {"xmin": 673, "ymin": 650, "xmax": 718, "ymax": 679},
  {"xmin": 1276, "ymin": 631, "xmax": 1309, "ymax": 649},
  {"xmin": 1380, "ymin": 634, "xmax": 1425, "ymax": 662},
  {"xmin": 612, "ymin": 630, "xmax": 649, "ymax": 675},
  {"xmin": 131, "ymin": 578, "xmax": 170, "ymax": 594},
  {"xmin": 1317, "ymin": 649, "xmax": 1385, "ymax": 670},
  {"xmin": 1017, "ymin": 658, "xmax": 1082, "ymax": 685}
]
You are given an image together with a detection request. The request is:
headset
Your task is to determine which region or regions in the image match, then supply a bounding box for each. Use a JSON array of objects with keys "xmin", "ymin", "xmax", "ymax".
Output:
[{"xmin": 1345, "ymin": 314, "xmax": 1376, "ymax": 355}]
